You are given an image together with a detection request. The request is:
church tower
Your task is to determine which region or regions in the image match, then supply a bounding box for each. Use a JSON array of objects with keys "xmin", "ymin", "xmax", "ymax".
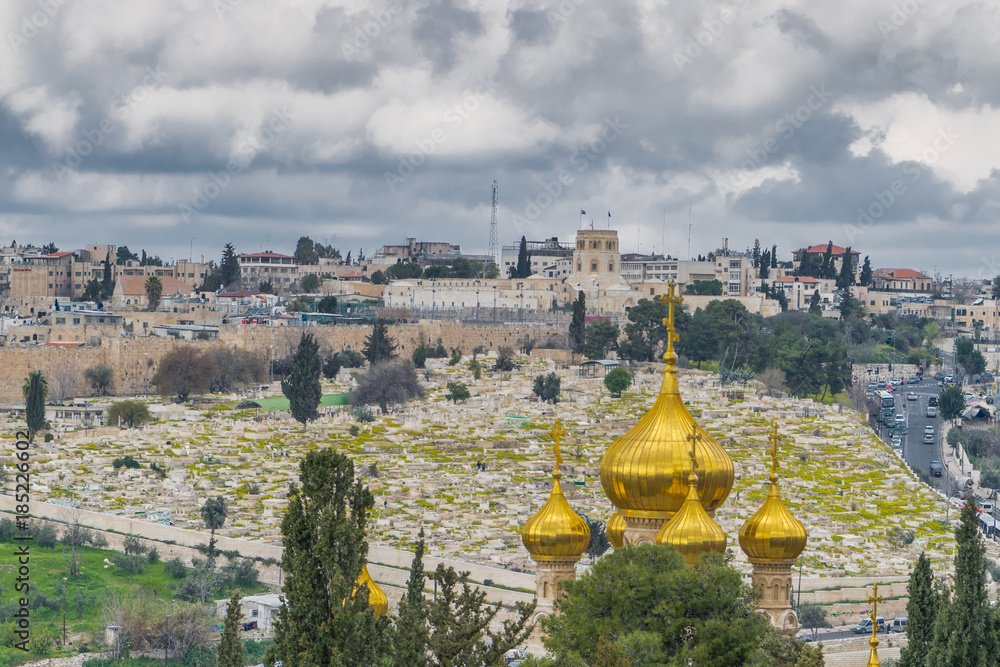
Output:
[
  {"xmin": 738, "ymin": 424, "xmax": 808, "ymax": 634},
  {"xmin": 521, "ymin": 420, "xmax": 590, "ymax": 620}
]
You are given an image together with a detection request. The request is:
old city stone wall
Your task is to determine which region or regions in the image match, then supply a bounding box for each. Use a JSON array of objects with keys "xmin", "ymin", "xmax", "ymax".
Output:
[{"xmin": 0, "ymin": 322, "xmax": 567, "ymax": 403}]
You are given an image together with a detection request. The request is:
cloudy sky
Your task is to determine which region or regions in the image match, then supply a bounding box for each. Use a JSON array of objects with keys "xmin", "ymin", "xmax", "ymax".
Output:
[{"xmin": 2, "ymin": 0, "xmax": 999, "ymax": 277}]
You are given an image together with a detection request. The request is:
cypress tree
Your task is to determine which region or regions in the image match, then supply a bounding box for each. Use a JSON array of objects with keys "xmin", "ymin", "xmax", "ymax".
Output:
[
  {"xmin": 836, "ymin": 247, "xmax": 854, "ymax": 289},
  {"xmin": 819, "ymin": 241, "xmax": 834, "ymax": 279},
  {"xmin": 217, "ymin": 592, "xmax": 245, "ymax": 667},
  {"xmin": 22, "ymin": 370, "xmax": 48, "ymax": 441},
  {"xmin": 925, "ymin": 496, "xmax": 994, "ymax": 666},
  {"xmin": 859, "ymin": 255, "xmax": 873, "ymax": 287},
  {"xmin": 898, "ymin": 553, "xmax": 937, "ymax": 667},
  {"xmin": 569, "ymin": 291, "xmax": 586, "ymax": 353},
  {"xmin": 268, "ymin": 449, "xmax": 389, "ymax": 666},
  {"xmin": 394, "ymin": 530, "xmax": 429, "ymax": 667},
  {"xmin": 516, "ymin": 236, "xmax": 530, "ymax": 278},
  {"xmin": 771, "ymin": 244, "xmax": 778, "ymax": 268},
  {"xmin": 282, "ymin": 333, "xmax": 322, "ymax": 427},
  {"xmin": 220, "ymin": 243, "xmax": 240, "ymax": 289}
]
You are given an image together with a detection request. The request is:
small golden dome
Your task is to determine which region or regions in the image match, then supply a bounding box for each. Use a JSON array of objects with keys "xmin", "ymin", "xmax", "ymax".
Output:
[
  {"xmin": 521, "ymin": 420, "xmax": 591, "ymax": 562},
  {"xmin": 607, "ymin": 512, "xmax": 626, "ymax": 549},
  {"xmin": 738, "ymin": 424, "xmax": 807, "ymax": 562},
  {"xmin": 356, "ymin": 563, "xmax": 388, "ymax": 617},
  {"xmin": 656, "ymin": 458, "xmax": 727, "ymax": 565},
  {"xmin": 600, "ymin": 283, "xmax": 734, "ymax": 519}
]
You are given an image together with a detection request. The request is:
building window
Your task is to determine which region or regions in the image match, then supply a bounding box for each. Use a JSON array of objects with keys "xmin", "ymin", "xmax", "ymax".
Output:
[
  {"xmin": 729, "ymin": 260, "xmax": 741, "ymax": 269},
  {"xmin": 577, "ymin": 262, "xmax": 581, "ymax": 272},
  {"xmin": 55, "ymin": 317, "xmax": 65, "ymax": 324},
  {"xmin": 609, "ymin": 262, "xmax": 614, "ymax": 272},
  {"xmin": 728, "ymin": 282, "xmax": 740, "ymax": 293},
  {"xmin": 591, "ymin": 262, "xmax": 597, "ymax": 272},
  {"xmin": 73, "ymin": 318, "xmax": 80, "ymax": 324}
]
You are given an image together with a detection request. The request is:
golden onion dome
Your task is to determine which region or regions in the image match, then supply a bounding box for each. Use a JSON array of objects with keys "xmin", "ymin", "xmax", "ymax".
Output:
[
  {"xmin": 600, "ymin": 283, "xmax": 734, "ymax": 519},
  {"xmin": 606, "ymin": 511, "xmax": 626, "ymax": 549},
  {"xmin": 738, "ymin": 424, "xmax": 807, "ymax": 562},
  {"xmin": 356, "ymin": 563, "xmax": 388, "ymax": 617},
  {"xmin": 521, "ymin": 420, "xmax": 591, "ymax": 562},
  {"xmin": 656, "ymin": 453, "xmax": 727, "ymax": 565}
]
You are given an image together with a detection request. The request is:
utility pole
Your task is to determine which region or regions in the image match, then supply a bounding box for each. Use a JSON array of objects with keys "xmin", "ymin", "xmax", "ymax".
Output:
[
  {"xmin": 489, "ymin": 181, "xmax": 500, "ymax": 269},
  {"xmin": 165, "ymin": 614, "xmax": 170, "ymax": 666}
]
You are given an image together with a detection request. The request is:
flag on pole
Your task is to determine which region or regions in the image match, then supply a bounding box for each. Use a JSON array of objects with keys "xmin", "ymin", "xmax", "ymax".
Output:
[{"xmin": 580, "ymin": 210, "xmax": 586, "ymax": 215}]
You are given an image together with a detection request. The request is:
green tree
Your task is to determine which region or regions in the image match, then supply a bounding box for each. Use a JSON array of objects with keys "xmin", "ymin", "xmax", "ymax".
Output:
[
  {"xmin": 603, "ymin": 368, "xmax": 632, "ymax": 397},
  {"xmin": 808, "ymin": 290, "xmax": 821, "ymax": 315},
  {"xmin": 445, "ymin": 381, "xmax": 471, "ymax": 403},
  {"xmin": 859, "ymin": 255, "xmax": 873, "ymax": 286},
  {"xmin": 317, "ymin": 296, "xmax": 338, "ymax": 314},
  {"xmin": 294, "ymin": 236, "xmax": 319, "ymax": 264},
  {"xmin": 484, "ymin": 262, "xmax": 500, "ymax": 279},
  {"xmin": 363, "ymin": 319, "xmax": 398, "ymax": 365},
  {"xmin": 300, "ymin": 273, "xmax": 320, "ymax": 292},
  {"xmin": 583, "ymin": 320, "xmax": 619, "ymax": 359},
  {"xmin": 939, "ymin": 384, "xmax": 965, "ymax": 422},
  {"xmin": 569, "ymin": 291, "xmax": 586, "ymax": 353},
  {"xmin": 835, "ymin": 246, "xmax": 854, "ymax": 289},
  {"xmin": 542, "ymin": 545, "xmax": 771, "ymax": 665},
  {"xmin": 617, "ymin": 298, "xmax": 681, "ymax": 363},
  {"xmin": 796, "ymin": 602, "xmax": 830, "ymax": 640},
  {"xmin": 495, "ymin": 346, "xmax": 516, "ymax": 372},
  {"xmin": 924, "ymin": 321, "xmax": 941, "ymax": 347},
  {"xmin": 152, "ymin": 347, "xmax": 214, "ymax": 401},
  {"xmin": 898, "ymin": 553, "xmax": 937, "ymax": 667},
  {"xmin": 22, "ymin": 370, "xmax": 48, "ymax": 441},
  {"xmin": 108, "ymin": 400, "xmax": 152, "ymax": 428},
  {"xmin": 268, "ymin": 449, "xmax": 389, "ymax": 667},
  {"xmin": 925, "ymin": 497, "xmax": 995, "ymax": 666},
  {"xmin": 412, "ymin": 344, "xmax": 427, "ymax": 369},
  {"xmin": 144, "ymin": 276, "xmax": 163, "ymax": 311},
  {"xmin": 426, "ymin": 565, "xmax": 535, "ymax": 666},
  {"xmin": 116, "ymin": 246, "xmax": 139, "ymax": 265},
  {"xmin": 585, "ymin": 516, "xmax": 610, "ymax": 560},
  {"xmin": 387, "ymin": 262, "xmax": 423, "ymax": 280},
  {"xmin": 684, "ymin": 279, "xmax": 724, "ymax": 295},
  {"xmin": 533, "ymin": 373, "xmax": 561, "ymax": 403},
  {"xmin": 282, "ymin": 333, "xmax": 323, "ymax": 426},
  {"xmin": 259, "ymin": 279, "xmax": 274, "ymax": 294},
  {"xmin": 220, "ymin": 243, "xmax": 240, "ymax": 289},
  {"xmin": 218, "ymin": 591, "xmax": 245, "ymax": 667},
  {"xmin": 394, "ymin": 531, "xmax": 429, "ymax": 667},
  {"xmin": 992, "ymin": 275, "xmax": 1000, "ymax": 301},
  {"xmin": 369, "ymin": 270, "xmax": 387, "ymax": 285},
  {"xmin": 201, "ymin": 496, "xmax": 228, "ymax": 566},
  {"xmin": 84, "ymin": 364, "xmax": 115, "ymax": 396},
  {"xmin": 819, "ymin": 241, "xmax": 834, "ymax": 279}
]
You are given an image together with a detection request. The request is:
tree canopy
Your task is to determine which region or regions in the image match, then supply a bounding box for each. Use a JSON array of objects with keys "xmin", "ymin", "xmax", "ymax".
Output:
[
  {"xmin": 363, "ymin": 319, "xmax": 398, "ymax": 365},
  {"xmin": 282, "ymin": 333, "xmax": 323, "ymax": 426},
  {"xmin": 351, "ymin": 360, "xmax": 425, "ymax": 413}
]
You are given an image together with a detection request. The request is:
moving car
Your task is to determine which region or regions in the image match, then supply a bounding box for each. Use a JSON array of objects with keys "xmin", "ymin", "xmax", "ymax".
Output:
[
  {"xmin": 926, "ymin": 406, "xmax": 938, "ymax": 418},
  {"xmin": 924, "ymin": 432, "xmax": 935, "ymax": 444},
  {"xmin": 907, "ymin": 392, "xmax": 918, "ymax": 401},
  {"xmin": 925, "ymin": 425, "xmax": 934, "ymax": 434},
  {"xmin": 930, "ymin": 461, "xmax": 943, "ymax": 477},
  {"xmin": 852, "ymin": 617, "xmax": 886, "ymax": 634},
  {"xmin": 929, "ymin": 396, "xmax": 939, "ymax": 407},
  {"xmin": 891, "ymin": 435, "xmax": 902, "ymax": 448},
  {"xmin": 907, "ymin": 376, "xmax": 920, "ymax": 384}
]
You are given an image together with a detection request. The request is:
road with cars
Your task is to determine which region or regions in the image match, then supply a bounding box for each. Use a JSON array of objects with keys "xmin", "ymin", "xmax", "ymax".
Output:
[{"xmin": 870, "ymin": 375, "xmax": 945, "ymax": 490}]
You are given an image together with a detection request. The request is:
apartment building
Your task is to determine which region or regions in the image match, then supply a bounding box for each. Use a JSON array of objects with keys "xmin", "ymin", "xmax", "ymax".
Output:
[{"xmin": 238, "ymin": 252, "xmax": 299, "ymax": 290}]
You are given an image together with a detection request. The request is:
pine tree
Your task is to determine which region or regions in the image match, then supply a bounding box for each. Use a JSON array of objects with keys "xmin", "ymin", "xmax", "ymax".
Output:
[
  {"xmin": 217, "ymin": 592, "xmax": 245, "ymax": 667},
  {"xmin": 925, "ymin": 496, "xmax": 995, "ymax": 666},
  {"xmin": 809, "ymin": 290, "xmax": 821, "ymax": 314},
  {"xmin": 771, "ymin": 244, "xmax": 778, "ymax": 268},
  {"xmin": 751, "ymin": 239, "xmax": 761, "ymax": 269},
  {"xmin": 220, "ymin": 243, "xmax": 240, "ymax": 289},
  {"xmin": 859, "ymin": 255, "xmax": 873, "ymax": 287},
  {"xmin": 569, "ymin": 291, "xmax": 586, "ymax": 353},
  {"xmin": 759, "ymin": 251, "xmax": 770, "ymax": 280},
  {"xmin": 394, "ymin": 530, "xmax": 429, "ymax": 667},
  {"xmin": 282, "ymin": 333, "xmax": 322, "ymax": 426},
  {"xmin": 101, "ymin": 251, "xmax": 114, "ymax": 298},
  {"xmin": 268, "ymin": 449, "xmax": 389, "ymax": 666},
  {"xmin": 363, "ymin": 319, "xmax": 398, "ymax": 365},
  {"xmin": 898, "ymin": 553, "xmax": 937, "ymax": 667},
  {"xmin": 516, "ymin": 236, "xmax": 531, "ymax": 278},
  {"xmin": 22, "ymin": 370, "xmax": 48, "ymax": 441}
]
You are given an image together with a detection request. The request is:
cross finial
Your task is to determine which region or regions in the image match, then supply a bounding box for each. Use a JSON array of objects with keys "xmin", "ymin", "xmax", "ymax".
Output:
[
  {"xmin": 549, "ymin": 419, "xmax": 567, "ymax": 478},
  {"xmin": 866, "ymin": 583, "xmax": 883, "ymax": 639},
  {"xmin": 658, "ymin": 280, "xmax": 684, "ymax": 364},
  {"xmin": 686, "ymin": 423, "xmax": 701, "ymax": 484},
  {"xmin": 769, "ymin": 422, "xmax": 780, "ymax": 483}
]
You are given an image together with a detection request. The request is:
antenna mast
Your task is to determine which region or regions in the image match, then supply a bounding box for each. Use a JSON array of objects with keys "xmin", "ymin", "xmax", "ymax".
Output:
[
  {"xmin": 489, "ymin": 181, "xmax": 500, "ymax": 268},
  {"xmin": 687, "ymin": 197, "xmax": 692, "ymax": 260}
]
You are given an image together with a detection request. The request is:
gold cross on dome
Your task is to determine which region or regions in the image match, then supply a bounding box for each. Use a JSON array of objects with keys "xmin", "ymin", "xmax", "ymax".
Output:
[
  {"xmin": 549, "ymin": 419, "xmax": 567, "ymax": 472},
  {"xmin": 866, "ymin": 583, "xmax": 883, "ymax": 636},
  {"xmin": 769, "ymin": 422, "xmax": 780, "ymax": 480},
  {"xmin": 658, "ymin": 279, "xmax": 684, "ymax": 332},
  {"xmin": 686, "ymin": 423, "xmax": 701, "ymax": 476}
]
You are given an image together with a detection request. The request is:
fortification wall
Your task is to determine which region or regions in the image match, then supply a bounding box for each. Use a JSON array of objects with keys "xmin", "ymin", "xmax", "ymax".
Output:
[{"xmin": 0, "ymin": 322, "xmax": 566, "ymax": 402}]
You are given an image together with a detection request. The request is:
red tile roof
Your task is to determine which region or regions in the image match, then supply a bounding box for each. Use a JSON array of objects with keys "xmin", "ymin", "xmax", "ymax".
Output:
[
  {"xmin": 44, "ymin": 251, "xmax": 74, "ymax": 258},
  {"xmin": 799, "ymin": 244, "xmax": 860, "ymax": 255},
  {"xmin": 873, "ymin": 268, "xmax": 931, "ymax": 280},
  {"xmin": 774, "ymin": 276, "xmax": 819, "ymax": 283}
]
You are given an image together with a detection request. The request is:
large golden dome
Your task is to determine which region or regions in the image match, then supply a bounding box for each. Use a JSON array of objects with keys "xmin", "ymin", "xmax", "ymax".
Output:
[
  {"xmin": 521, "ymin": 421, "xmax": 591, "ymax": 562},
  {"xmin": 356, "ymin": 563, "xmax": 388, "ymax": 617},
  {"xmin": 656, "ymin": 447, "xmax": 727, "ymax": 565},
  {"xmin": 738, "ymin": 425, "xmax": 807, "ymax": 562},
  {"xmin": 600, "ymin": 284, "xmax": 734, "ymax": 519},
  {"xmin": 606, "ymin": 511, "xmax": 626, "ymax": 549}
]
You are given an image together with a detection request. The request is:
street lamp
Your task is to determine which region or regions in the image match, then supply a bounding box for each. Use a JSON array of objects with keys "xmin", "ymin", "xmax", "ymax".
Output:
[{"xmin": 492, "ymin": 285, "xmax": 497, "ymax": 323}]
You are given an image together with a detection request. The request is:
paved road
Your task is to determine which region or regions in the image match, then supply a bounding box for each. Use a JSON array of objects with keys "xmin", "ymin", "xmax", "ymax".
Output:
[
  {"xmin": 869, "ymin": 376, "xmax": 944, "ymax": 487},
  {"xmin": 798, "ymin": 626, "xmax": 897, "ymax": 643}
]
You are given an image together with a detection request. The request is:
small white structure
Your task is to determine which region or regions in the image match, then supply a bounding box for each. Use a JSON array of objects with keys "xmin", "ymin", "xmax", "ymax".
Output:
[{"xmin": 216, "ymin": 593, "xmax": 284, "ymax": 631}]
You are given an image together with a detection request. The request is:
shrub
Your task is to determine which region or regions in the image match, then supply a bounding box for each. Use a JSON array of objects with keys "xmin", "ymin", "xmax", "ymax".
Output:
[
  {"xmin": 446, "ymin": 381, "xmax": 471, "ymax": 403},
  {"xmin": 165, "ymin": 557, "xmax": 188, "ymax": 579},
  {"xmin": 112, "ymin": 454, "xmax": 142, "ymax": 470},
  {"xmin": 113, "ymin": 554, "xmax": 146, "ymax": 576},
  {"xmin": 35, "ymin": 524, "xmax": 57, "ymax": 549},
  {"xmin": 495, "ymin": 346, "xmax": 516, "ymax": 372},
  {"xmin": 353, "ymin": 406, "xmax": 375, "ymax": 423},
  {"xmin": 336, "ymin": 349, "xmax": 365, "ymax": 368},
  {"xmin": 603, "ymin": 368, "xmax": 633, "ymax": 397},
  {"xmin": 532, "ymin": 373, "xmax": 561, "ymax": 404},
  {"xmin": 147, "ymin": 547, "xmax": 160, "ymax": 564}
]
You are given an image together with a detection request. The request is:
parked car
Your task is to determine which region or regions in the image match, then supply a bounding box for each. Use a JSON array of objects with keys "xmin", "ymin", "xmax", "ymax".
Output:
[
  {"xmin": 852, "ymin": 617, "xmax": 886, "ymax": 634},
  {"xmin": 926, "ymin": 406, "xmax": 938, "ymax": 418},
  {"xmin": 930, "ymin": 461, "xmax": 943, "ymax": 477},
  {"xmin": 890, "ymin": 617, "xmax": 908, "ymax": 633},
  {"xmin": 891, "ymin": 435, "xmax": 902, "ymax": 448}
]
